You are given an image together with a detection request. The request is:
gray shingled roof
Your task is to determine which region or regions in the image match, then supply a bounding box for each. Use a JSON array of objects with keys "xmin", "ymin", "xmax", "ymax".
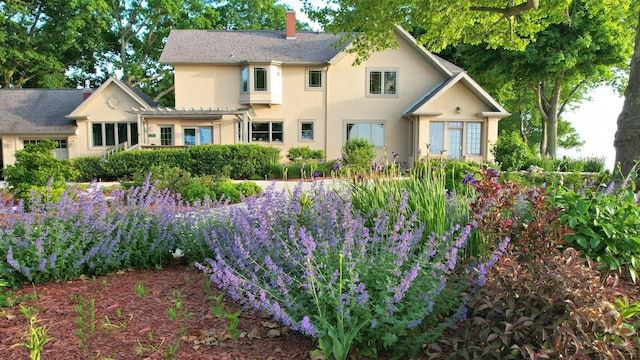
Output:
[
  {"xmin": 160, "ymin": 30, "xmax": 350, "ymax": 65},
  {"xmin": 432, "ymin": 54, "xmax": 463, "ymax": 73},
  {"xmin": 0, "ymin": 89, "xmax": 81, "ymax": 134}
]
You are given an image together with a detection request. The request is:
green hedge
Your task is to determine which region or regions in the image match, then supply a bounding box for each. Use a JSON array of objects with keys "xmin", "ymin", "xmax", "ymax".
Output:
[{"xmin": 71, "ymin": 145, "xmax": 281, "ymax": 181}]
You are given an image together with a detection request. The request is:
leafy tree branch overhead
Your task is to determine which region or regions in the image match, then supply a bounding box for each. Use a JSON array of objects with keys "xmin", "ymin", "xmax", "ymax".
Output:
[{"xmin": 302, "ymin": 0, "xmax": 571, "ymax": 63}]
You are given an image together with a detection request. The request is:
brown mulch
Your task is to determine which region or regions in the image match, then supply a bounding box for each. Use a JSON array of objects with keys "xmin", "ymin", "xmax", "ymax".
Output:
[{"xmin": 0, "ymin": 264, "xmax": 318, "ymax": 360}]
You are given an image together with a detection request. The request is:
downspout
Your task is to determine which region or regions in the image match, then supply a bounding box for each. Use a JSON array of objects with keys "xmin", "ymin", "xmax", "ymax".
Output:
[{"xmin": 324, "ymin": 65, "xmax": 329, "ymax": 159}]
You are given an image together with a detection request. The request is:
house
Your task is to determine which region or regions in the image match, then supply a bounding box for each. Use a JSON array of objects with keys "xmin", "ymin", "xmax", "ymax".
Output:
[
  {"xmin": 151, "ymin": 10, "xmax": 509, "ymax": 167},
  {"xmin": 0, "ymin": 11, "xmax": 508, "ymax": 170},
  {"xmin": 0, "ymin": 77, "xmax": 157, "ymax": 168}
]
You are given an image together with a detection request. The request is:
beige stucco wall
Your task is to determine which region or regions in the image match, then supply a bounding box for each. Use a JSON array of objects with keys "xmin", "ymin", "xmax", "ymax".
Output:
[{"xmin": 72, "ymin": 83, "xmax": 143, "ymax": 159}]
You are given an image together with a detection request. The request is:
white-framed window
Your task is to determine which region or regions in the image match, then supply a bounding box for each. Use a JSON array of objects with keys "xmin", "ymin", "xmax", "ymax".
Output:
[
  {"xmin": 306, "ymin": 69, "xmax": 323, "ymax": 89},
  {"xmin": 23, "ymin": 139, "xmax": 68, "ymax": 149},
  {"xmin": 345, "ymin": 121, "xmax": 385, "ymax": 147},
  {"xmin": 92, "ymin": 122, "xmax": 138, "ymax": 147},
  {"xmin": 429, "ymin": 121, "xmax": 483, "ymax": 157},
  {"xmin": 251, "ymin": 121, "xmax": 283, "ymax": 143},
  {"xmin": 184, "ymin": 127, "xmax": 213, "ymax": 146},
  {"xmin": 254, "ymin": 67, "xmax": 267, "ymax": 91},
  {"xmin": 241, "ymin": 66, "xmax": 249, "ymax": 92},
  {"xmin": 467, "ymin": 122, "xmax": 482, "ymax": 155},
  {"xmin": 429, "ymin": 122, "xmax": 445, "ymax": 155},
  {"xmin": 368, "ymin": 69, "xmax": 397, "ymax": 96},
  {"xmin": 160, "ymin": 126, "xmax": 174, "ymax": 145},
  {"xmin": 299, "ymin": 120, "xmax": 314, "ymax": 141}
]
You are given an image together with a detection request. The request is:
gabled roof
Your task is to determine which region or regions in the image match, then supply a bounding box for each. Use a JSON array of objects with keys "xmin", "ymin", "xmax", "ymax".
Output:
[
  {"xmin": 403, "ymin": 72, "xmax": 510, "ymax": 117},
  {"xmin": 160, "ymin": 26, "xmax": 465, "ymax": 76},
  {"xmin": 0, "ymin": 89, "xmax": 81, "ymax": 135},
  {"xmin": 160, "ymin": 30, "xmax": 350, "ymax": 65},
  {"xmin": 67, "ymin": 77, "xmax": 158, "ymax": 120}
]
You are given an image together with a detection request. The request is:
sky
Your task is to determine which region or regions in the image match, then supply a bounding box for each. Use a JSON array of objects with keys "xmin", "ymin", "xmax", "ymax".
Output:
[{"xmin": 280, "ymin": 0, "xmax": 626, "ymax": 171}]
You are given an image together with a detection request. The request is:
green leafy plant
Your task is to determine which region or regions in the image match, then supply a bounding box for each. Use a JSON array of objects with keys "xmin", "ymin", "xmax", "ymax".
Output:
[
  {"xmin": 163, "ymin": 342, "xmax": 179, "ymax": 359},
  {"xmin": 3, "ymin": 139, "xmax": 79, "ymax": 200},
  {"xmin": 167, "ymin": 290, "xmax": 194, "ymax": 323},
  {"xmin": 552, "ymin": 179, "xmax": 640, "ymax": 282},
  {"xmin": 100, "ymin": 308, "xmax": 133, "ymax": 333},
  {"xmin": 72, "ymin": 294, "xmax": 96, "ymax": 353},
  {"xmin": 209, "ymin": 293, "xmax": 243, "ymax": 340},
  {"xmin": 311, "ymin": 254, "xmax": 367, "ymax": 360},
  {"xmin": 342, "ymin": 138, "xmax": 375, "ymax": 174},
  {"xmin": 10, "ymin": 305, "xmax": 55, "ymax": 360},
  {"xmin": 134, "ymin": 332, "xmax": 165, "ymax": 356},
  {"xmin": 135, "ymin": 283, "xmax": 147, "ymax": 299},
  {"xmin": 491, "ymin": 131, "xmax": 531, "ymax": 171},
  {"xmin": 287, "ymin": 146, "xmax": 325, "ymax": 162}
]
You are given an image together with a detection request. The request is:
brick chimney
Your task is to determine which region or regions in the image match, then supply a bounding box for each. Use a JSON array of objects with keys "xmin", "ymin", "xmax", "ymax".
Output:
[
  {"xmin": 82, "ymin": 80, "xmax": 93, "ymax": 101},
  {"xmin": 286, "ymin": 10, "xmax": 296, "ymax": 40}
]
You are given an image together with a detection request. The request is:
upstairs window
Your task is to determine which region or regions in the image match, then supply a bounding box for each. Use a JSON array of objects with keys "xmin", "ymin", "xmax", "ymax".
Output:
[
  {"xmin": 307, "ymin": 69, "xmax": 323, "ymax": 89},
  {"xmin": 241, "ymin": 66, "xmax": 249, "ymax": 92},
  {"xmin": 254, "ymin": 67, "xmax": 267, "ymax": 91},
  {"xmin": 368, "ymin": 69, "xmax": 397, "ymax": 95}
]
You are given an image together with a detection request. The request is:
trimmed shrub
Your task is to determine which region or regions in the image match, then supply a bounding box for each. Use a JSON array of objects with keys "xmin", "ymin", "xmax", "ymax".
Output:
[
  {"xmin": 234, "ymin": 181, "xmax": 262, "ymax": 198},
  {"xmin": 72, "ymin": 145, "xmax": 281, "ymax": 181},
  {"xmin": 3, "ymin": 139, "xmax": 79, "ymax": 200},
  {"xmin": 287, "ymin": 146, "xmax": 325, "ymax": 162},
  {"xmin": 491, "ymin": 131, "xmax": 531, "ymax": 171},
  {"xmin": 342, "ymin": 139, "xmax": 375, "ymax": 174}
]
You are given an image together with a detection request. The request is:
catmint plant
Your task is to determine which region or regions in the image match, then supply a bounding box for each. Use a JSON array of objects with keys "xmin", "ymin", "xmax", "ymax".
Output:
[
  {"xmin": 0, "ymin": 178, "xmax": 194, "ymax": 287},
  {"xmin": 196, "ymin": 182, "xmax": 474, "ymax": 358}
]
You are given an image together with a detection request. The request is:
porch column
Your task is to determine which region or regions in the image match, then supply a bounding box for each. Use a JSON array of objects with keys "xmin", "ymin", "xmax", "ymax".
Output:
[{"xmin": 242, "ymin": 112, "xmax": 249, "ymax": 144}]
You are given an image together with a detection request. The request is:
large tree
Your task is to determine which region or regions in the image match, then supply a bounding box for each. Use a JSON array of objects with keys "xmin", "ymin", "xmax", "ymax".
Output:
[
  {"xmin": 440, "ymin": 1, "xmax": 632, "ymax": 157},
  {"xmin": 0, "ymin": 0, "xmax": 109, "ymax": 88},
  {"xmin": 614, "ymin": 8, "xmax": 640, "ymax": 177},
  {"xmin": 97, "ymin": 0, "xmax": 221, "ymax": 103}
]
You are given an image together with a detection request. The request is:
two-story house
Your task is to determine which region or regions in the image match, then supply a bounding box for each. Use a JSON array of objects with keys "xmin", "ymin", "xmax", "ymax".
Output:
[{"xmin": 147, "ymin": 11, "xmax": 509, "ymax": 166}]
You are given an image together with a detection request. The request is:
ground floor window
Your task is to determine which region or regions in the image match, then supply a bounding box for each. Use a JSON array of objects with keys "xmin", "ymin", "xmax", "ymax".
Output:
[
  {"xmin": 346, "ymin": 122, "xmax": 384, "ymax": 147},
  {"xmin": 92, "ymin": 122, "xmax": 138, "ymax": 147},
  {"xmin": 429, "ymin": 121, "xmax": 482, "ymax": 158},
  {"xmin": 160, "ymin": 126, "xmax": 173, "ymax": 145},
  {"xmin": 184, "ymin": 127, "xmax": 213, "ymax": 146},
  {"xmin": 251, "ymin": 121, "xmax": 283, "ymax": 143},
  {"xmin": 300, "ymin": 121, "xmax": 314, "ymax": 141},
  {"xmin": 23, "ymin": 139, "xmax": 68, "ymax": 149}
]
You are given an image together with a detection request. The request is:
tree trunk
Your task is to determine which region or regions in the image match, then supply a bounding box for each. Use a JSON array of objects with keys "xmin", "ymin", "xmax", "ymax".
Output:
[
  {"xmin": 545, "ymin": 82, "xmax": 561, "ymax": 158},
  {"xmin": 614, "ymin": 9, "xmax": 640, "ymax": 177}
]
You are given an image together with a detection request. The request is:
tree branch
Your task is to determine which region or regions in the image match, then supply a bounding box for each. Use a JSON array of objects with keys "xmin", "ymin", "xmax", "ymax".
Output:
[
  {"xmin": 557, "ymin": 80, "xmax": 586, "ymax": 118},
  {"xmin": 153, "ymin": 84, "xmax": 175, "ymax": 103},
  {"xmin": 470, "ymin": 0, "xmax": 540, "ymax": 18}
]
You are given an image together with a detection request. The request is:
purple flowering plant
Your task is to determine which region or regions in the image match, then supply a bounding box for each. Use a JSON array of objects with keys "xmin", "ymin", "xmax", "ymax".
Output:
[
  {"xmin": 195, "ymin": 181, "xmax": 475, "ymax": 358},
  {"xmin": 1, "ymin": 177, "xmax": 197, "ymax": 287}
]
